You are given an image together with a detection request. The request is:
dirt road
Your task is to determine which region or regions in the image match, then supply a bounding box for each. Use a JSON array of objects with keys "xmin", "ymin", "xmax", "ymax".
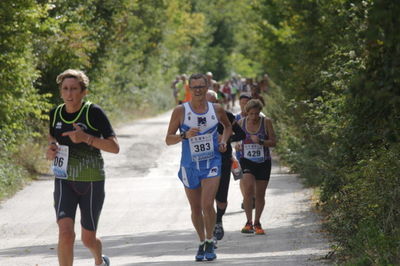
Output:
[{"xmin": 0, "ymin": 111, "xmax": 331, "ymax": 265}]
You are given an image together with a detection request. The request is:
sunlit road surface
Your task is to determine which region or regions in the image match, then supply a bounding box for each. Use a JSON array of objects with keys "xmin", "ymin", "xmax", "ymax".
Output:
[{"xmin": 0, "ymin": 110, "xmax": 331, "ymax": 265}]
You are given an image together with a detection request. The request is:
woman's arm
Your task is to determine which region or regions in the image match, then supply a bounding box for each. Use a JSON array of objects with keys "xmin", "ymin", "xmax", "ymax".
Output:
[
  {"xmin": 262, "ymin": 117, "xmax": 276, "ymax": 147},
  {"xmin": 61, "ymin": 124, "xmax": 120, "ymax": 153}
]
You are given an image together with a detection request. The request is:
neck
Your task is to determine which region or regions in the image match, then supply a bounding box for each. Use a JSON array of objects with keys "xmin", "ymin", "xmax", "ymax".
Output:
[
  {"xmin": 249, "ymin": 117, "xmax": 260, "ymax": 124},
  {"xmin": 190, "ymin": 98, "xmax": 207, "ymax": 111},
  {"xmin": 65, "ymin": 102, "xmax": 83, "ymax": 113}
]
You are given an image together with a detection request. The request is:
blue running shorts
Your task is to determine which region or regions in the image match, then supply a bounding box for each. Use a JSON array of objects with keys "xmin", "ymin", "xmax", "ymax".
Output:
[{"xmin": 178, "ymin": 162, "xmax": 221, "ymax": 189}]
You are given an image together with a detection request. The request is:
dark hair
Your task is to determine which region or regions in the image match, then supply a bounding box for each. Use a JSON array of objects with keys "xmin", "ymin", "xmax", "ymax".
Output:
[{"xmin": 189, "ymin": 73, "xmax": 208, "ymax": 87}]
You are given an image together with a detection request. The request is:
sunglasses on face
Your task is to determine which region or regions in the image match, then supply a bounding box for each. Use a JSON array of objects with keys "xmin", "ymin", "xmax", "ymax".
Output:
[{"xmin": 190, "ymin": 85, "xmax": 207, "ymax": 90}]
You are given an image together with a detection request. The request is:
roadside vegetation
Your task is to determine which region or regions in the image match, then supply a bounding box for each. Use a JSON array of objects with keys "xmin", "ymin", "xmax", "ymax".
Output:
[{"xmin": 1, "ymin": 0, "xmax": 398, "ymax": 264}]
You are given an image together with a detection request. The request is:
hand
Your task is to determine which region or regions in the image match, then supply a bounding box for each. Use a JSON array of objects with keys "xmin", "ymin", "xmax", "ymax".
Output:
[
  {"xmin": 46, "ymin": 142, "xmax": 59, "ymax": 160},
  {"xmin": 250, "ymin": 135, "xmax": 259, "ymax": 143},
  {"xmin": 61, "ymin": 123, "xmax": 87, "ymax": 143},
  {"xmin": 218, "ymin": 142, "xmax": 227, "ymax": 153},
  {"xmin": 186, "ymin": 127, "xmax": 200, "ymax": 138},
  {"xmin": 234, "ymin": 142, "xmax": 242, "ymax": 151}
]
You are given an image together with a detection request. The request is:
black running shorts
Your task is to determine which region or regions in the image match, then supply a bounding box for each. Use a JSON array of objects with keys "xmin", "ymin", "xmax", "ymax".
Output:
[
  {"xmin": 239, "ymin": 158, "xmax": 271, "ymax": 181},
  {"xmin": 53, "ymin": 179, "xmax": 105, "ymax": 231}
]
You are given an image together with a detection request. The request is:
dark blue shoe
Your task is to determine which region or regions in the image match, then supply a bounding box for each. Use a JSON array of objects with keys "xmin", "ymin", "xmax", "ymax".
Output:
[
  {"xmin": 102, "ymin": 254, "xmax": 110, "ymax": 266},
  {"xmin": 195, "ymin": 243, "xmax": 205, "ymax": 261},
  {"xmin": 213, "ymin": 222, "xmax": 224, "ymax": 240},
  {"xmin": 204, "ymin": 241, "xmax": 217, "ymax": 261}
]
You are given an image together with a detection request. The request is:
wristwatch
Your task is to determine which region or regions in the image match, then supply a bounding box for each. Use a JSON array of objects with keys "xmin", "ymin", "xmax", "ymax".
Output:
[
  {"xmin": 258, "ymin": 139, "xmax": 265, "ymax": 145},
  {"xmin": 180, "ymin": 131, "xmax": 187, "ymax": 139}
]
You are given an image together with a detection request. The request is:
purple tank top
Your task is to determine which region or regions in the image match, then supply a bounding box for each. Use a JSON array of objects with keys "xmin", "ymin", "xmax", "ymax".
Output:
[{"xmin": 241, "ymin": 117, "xmax": 271, "ymax": 162}]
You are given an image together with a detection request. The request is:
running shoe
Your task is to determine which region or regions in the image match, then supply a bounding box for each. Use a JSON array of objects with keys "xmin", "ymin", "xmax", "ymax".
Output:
[
  {"xmin": 254, "ymin": 223, "xmax": 265, "ymax": 235},
  {"xmin": 102, "ymin": 255, "xmax": 110, "ymax": 266},
  {"xmin": 195, "ymin": 243, "xmax": 205, "ymax": 261},
  {"xmin": 213, "ymin": 222, "xmax": 224, "ymax": 240},
  {"xmin": 241, "ymin": 221, "xmax": 254, "ymax": 234},
  {"xmin": 204, "ymin": 240, "xmax": 217, "ymax": 261},
  {"xmin": 213, "ymin": 236, "xmax": 218, "ymax": 249}
]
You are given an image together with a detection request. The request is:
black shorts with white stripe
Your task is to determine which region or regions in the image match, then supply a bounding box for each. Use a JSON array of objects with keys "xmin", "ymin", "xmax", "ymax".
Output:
[{"xmin": 53, "ymin": 179, "xmax": 105, "ymax": 231}]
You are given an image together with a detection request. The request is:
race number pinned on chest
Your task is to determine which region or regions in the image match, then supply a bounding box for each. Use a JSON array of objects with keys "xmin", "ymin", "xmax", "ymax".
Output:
[
  {"xmin": 52, "ymin": 145, "xmax": 69, "ymax": 179},
  {"xmin": 243, "ymin": 143, "xmax": 264, "ymax": 163},
  {"xmin": 189, "ymin": 133, "xmax": 215, "ymax": 162}
]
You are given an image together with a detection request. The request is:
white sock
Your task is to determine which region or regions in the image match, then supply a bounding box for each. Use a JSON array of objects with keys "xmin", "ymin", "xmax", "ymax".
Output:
[{"xmin": 95, "ymin": 260, "xmax": 105, "ymax": 266}]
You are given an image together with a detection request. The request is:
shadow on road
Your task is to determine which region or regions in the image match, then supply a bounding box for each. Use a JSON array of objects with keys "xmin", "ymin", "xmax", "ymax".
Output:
[{"xmin": 0, "ymin": 215, "xmax": 329, "ymax": 265}]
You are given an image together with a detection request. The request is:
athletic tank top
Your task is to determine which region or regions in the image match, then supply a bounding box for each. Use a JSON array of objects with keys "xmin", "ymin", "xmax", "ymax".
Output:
[
  {"xmin": 51, "ymin": 101, "xmax": 105, "ymax": 181},
  {"xmin": 240, "ymin": 117, "xmax": 271, "ymax": 162},
  {"xmin": 180, "ymin": 102, "xmax": 221, "ymax": 169}
]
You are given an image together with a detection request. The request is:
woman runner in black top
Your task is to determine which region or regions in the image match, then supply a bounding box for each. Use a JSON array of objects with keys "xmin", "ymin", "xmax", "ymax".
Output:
[{"xmin": 46, "ymin": 69, "xmax": 119, "ymax": 266}]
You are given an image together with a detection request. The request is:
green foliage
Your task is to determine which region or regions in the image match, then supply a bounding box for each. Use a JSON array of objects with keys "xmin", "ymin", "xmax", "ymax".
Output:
[
  {"xmin": 257, "ymin": 0, "xmax": 400, "ymax": 263},
  {"xmin": 1, "ymin": 0, "xmax": 266, "ymax": 201},
  {"xmin": 4, "ymin": 2, "xmax": 399, "ymax": 264},
  {"xmin": 0, "ymin": 0, "xmax": 51, "ymax": 152},
  {"xmin": 327, "ymin": 144, "xmax": 400, "ymax": 264}
]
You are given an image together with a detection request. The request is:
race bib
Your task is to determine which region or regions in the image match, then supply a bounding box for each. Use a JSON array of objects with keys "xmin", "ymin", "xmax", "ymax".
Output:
[
  {"xmin": 52, "ymin": 145, "xmax": 69, "ymax": 179},
  {"xmin": 189, "ymin": 133, "xmax": 215, "ymax": 161},
  {"xmin": 243, "ymin": 143, "xmax": 264, "ymax": 162}
]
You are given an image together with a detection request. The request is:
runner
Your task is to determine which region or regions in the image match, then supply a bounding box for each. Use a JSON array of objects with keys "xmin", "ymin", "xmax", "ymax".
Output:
[
  {"xmin": 205, "ymin": 90, "xmax": 245, "ymax": 242},
  {"xmin": 181, "ymin": 74, "xmax": 192, "ymax": 103},
  {"xmin": 258, "ymin": 73, "xmax": 270, "ymax": 94},
  {"xmin": 46, "ymin": 69, "xmax": 119, "ymax": 266},
  {"xmin": 206, "ymin": 71, "xmax": 216, "ymax": 91},
  {"xmin": 235, "ymin": 93, "xmax": 252, "ymax": 121},
  {"xmin": 221, "ymin": 80, "xmax": 232, "ymax": 110},
  {"xmin": 165, "ymin": 73, "xmax": 232, "ymax": 261},
  {"xmin": 230, "ymin": 76, "xmax": 240, "ymax": 108},
  {"xmin": 176, "ymin": 74, "xmax": 189, "ymax": 104},
  {"xmin": 237, "ymin": 99, "xmax": 276, "ymax": 235},
  {"xmin": 212, "ymin": 82, "xmax": 225, "ymax": 104},
  {"xmin": 171, "ymin": 75, "xmax": 181, "ymax": 105}
]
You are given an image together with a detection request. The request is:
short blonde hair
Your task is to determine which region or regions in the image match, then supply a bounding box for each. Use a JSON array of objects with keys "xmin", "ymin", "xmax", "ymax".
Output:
[
  {"xmin": 245, "ymin": 99, "xmax": 263, "ymax": 113},
  {"xmin": 56, "ymin": 69, "xmax": 89, "ymax": 90}
]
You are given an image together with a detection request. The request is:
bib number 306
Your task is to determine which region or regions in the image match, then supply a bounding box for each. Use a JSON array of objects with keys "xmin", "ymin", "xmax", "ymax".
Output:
[{"xmin": 52, "ymin": 145, "xmax": 69, "ymax": 179}]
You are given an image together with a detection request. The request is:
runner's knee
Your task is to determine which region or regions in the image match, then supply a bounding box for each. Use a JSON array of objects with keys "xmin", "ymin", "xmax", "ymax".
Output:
[{"xmin": 58, "ymin": 228, "xmax": 75, "ymax": 245}]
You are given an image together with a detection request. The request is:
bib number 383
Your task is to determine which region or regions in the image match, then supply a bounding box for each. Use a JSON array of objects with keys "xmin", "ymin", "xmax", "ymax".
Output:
[
  {"xmin": 189, "ymin": 133, "xmax": 214, "ymax": 162},
  {"xmin": 52, "ymin": 145, "xmax": 69, "ymax": 179}
]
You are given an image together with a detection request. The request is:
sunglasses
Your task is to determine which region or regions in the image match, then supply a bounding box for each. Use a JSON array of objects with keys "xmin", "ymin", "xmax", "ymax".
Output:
[{"xmin": 190, "ymin": 85, "xmax": 207, "ymax": 89}]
